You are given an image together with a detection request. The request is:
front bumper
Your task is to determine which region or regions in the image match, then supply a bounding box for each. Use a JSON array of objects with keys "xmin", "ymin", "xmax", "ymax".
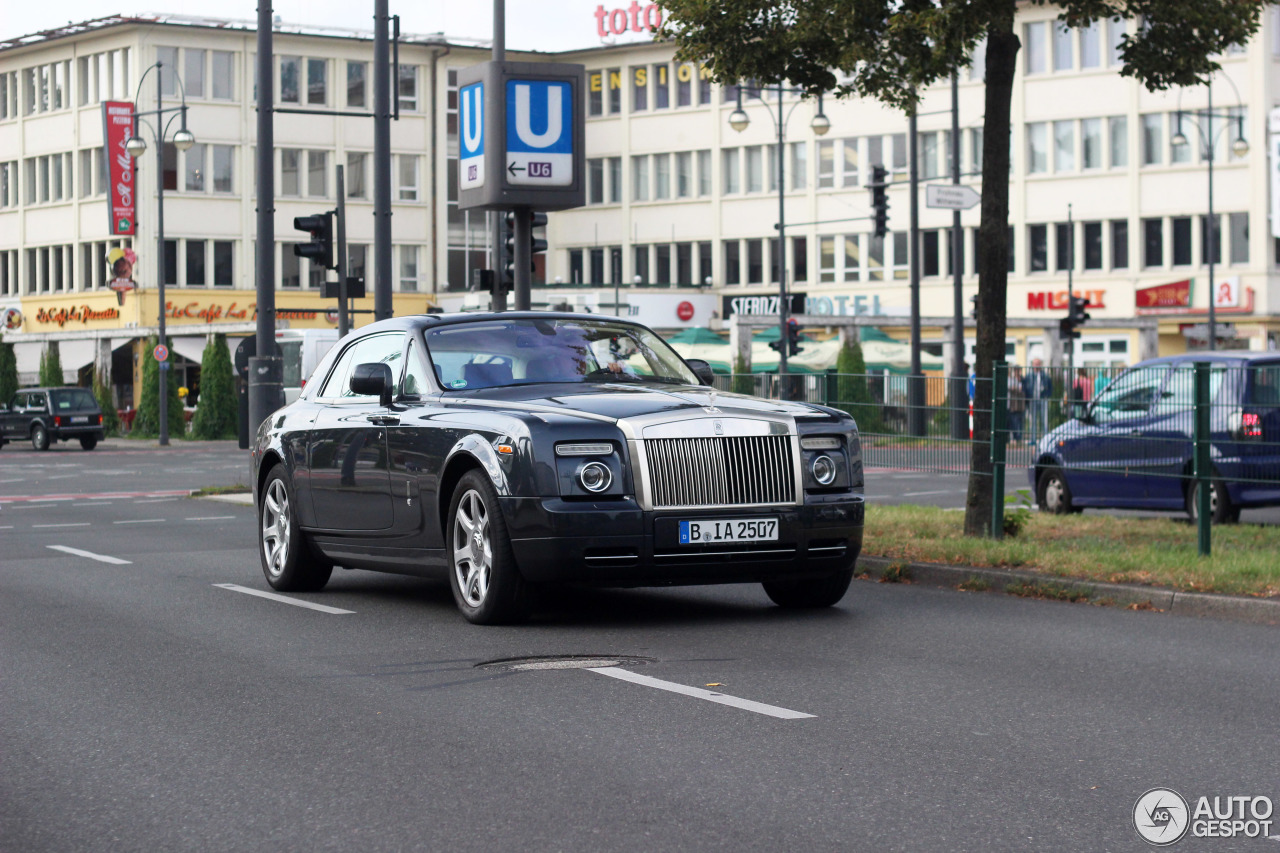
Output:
[{"xmin": 503, "ymin": 494, "xmax": 864, "ymax": 586}]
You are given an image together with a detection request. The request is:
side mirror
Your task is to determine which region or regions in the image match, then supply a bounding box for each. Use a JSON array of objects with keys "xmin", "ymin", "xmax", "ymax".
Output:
[
  {"xmin": 1071, "ymin": 402, "xmax": 1091, "ymax": 422},
  {"xmin": 351, "ymin": 362, "xmax": 394, "ymax": 407},
  {"xmin": 686, "ymin": 358, "xmax": 716, "ymax": 387}
]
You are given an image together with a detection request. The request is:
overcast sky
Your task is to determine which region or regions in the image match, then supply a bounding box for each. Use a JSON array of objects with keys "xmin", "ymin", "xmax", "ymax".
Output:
[{"xmin": 3, "ymin": 1, "xmax": 661, "ymax": 51}]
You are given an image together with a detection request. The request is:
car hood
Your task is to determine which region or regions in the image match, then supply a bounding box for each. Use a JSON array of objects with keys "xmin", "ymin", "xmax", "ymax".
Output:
[{"xmin": 449, "ymin": 382, "xmax": 827, "ymax": 423}]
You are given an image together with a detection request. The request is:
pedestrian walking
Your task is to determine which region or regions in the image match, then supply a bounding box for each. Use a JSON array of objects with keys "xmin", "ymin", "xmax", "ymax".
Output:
[
  {"xmin": 1070, "ymin": 367, "xmax": 1093, "ymax": 405},
  {"xmin": 1022, "ymin": 358, "xmax": 1053, "ymax": 444},
  {"xmin": 1008, "ymin": 365, "xmax": 1027, "ymax": 442}
]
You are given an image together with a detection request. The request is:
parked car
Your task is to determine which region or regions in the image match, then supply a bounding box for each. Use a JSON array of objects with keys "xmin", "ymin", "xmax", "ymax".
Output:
[
  {"xmin": 1031, "ymin": 353, "xmax": 1280, "ymax": 522},
  {"xmin": 0, "ymin": 387, "xmax": 107, "ymax": 451},
  {"xmin": 252, "ymin": 313, "xmax": 865, "ymax": 623}
]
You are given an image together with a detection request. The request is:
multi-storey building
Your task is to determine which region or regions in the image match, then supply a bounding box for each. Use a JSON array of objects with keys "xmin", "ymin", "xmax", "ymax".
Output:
[{"xmin": 1, "ymin": 9, "xmax": 1277, "ymax": 402}]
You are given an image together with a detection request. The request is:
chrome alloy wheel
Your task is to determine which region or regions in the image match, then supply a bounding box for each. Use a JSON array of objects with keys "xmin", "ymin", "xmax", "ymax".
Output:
[
  {"xmin": 1043, "ymin": 475, "xmax": 1067, "ymax": 512},
  {"xmin": 452, "ymin": 489, "xmax": 492, "ymax": 608},
  {"xmin": 261, "ymin": 479, "xmax": 291, "ymax": 579}
]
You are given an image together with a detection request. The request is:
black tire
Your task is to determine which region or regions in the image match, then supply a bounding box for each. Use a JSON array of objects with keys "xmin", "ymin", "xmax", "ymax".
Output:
[
  {"xmin": 80, "ymin": 436, "xmax": 98, "ymax": 451},
  {"xmin": 447, "ymin": 470, "xmax": 530, "ymax": 625},
  {"xmin": 259, "ymin": 466, "xmax": 332, "ymax": 592},
  {"xmin": 1186, "ymin": 479, "xmax": 1236, "ymax": 525},
  {"xmin": 31, "ymin": 424, "xmax": 49, "ymax": 451},
  {"xmin": 763, "ymin": 566, "xmax": 855, "ymax": 608},
  {"xmin": 1036, "ymin": 466, "xmax": 1079, "ymax": 514}
]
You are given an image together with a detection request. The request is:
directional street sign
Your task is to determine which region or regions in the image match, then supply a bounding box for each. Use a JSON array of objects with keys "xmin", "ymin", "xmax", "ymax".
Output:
[
  {"xmin": 505, "ymin": 79, "xmax": 573, "ymax": 187},
  {"xmin": 925, "ymin": 184, "xmax": 981, "ymax": 211},
  {"xmin": 459, "ymin": 81, "xmax": 485, "ymax": 191}
]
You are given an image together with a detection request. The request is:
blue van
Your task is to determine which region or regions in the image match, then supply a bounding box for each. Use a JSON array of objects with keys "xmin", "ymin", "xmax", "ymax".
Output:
[{"xmin": 1030, "ymin": 354, "xmax": 1280, "ymax": 522}]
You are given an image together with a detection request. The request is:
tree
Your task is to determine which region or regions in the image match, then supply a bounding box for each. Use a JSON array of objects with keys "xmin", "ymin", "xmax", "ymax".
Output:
[
  {"xmin": 39, "ymin": 341, "xmax": 64, "ymax": 387},
  {"xmin": 191, "ymin": 334, "xmax": 237, "ymax": 440},
  {"xmin": 732, "ymin": 354, "xmax": 754, "ymax": 395},
  {"xmin": 661, "ymin": 0, "xmax": 1263, "ymax": 536},
  {"xmin": 93, "ymin": 368, "xmax": 120, "ymax": 435},
  {"xmin": 835, "ymin": 338, "xmax": 882, "ymax": 434},
  {"xmin": 132, "ymin": 336, "xmax": 184, "ymax": 438},
  {"xmin": 0, "ymin": 342, "xmax": 17, "ymax": 405}
]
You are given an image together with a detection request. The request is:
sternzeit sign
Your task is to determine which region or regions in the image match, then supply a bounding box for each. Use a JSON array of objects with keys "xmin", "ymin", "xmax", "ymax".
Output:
[
  {"xmin": 456, "ymin": 61, "xmax": 586, "ymax": 211},
  {"xmin": 723, "ymin": 293, "xmax": 806, "ymax": 318}
]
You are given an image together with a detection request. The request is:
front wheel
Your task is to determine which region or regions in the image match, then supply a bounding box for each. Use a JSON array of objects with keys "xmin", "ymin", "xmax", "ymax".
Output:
[
  {"xmin": 31, "ymin": 425, "xmax": 50, "ymax": 451},
  {"xmin": 1036, "ymin": 466, "xmax": 1079, "ymax": 514},
  {"xmin": 447, "ymin": 470, "xmax": 530, "ymax": 625},
  {"xmin": 259, "ymin": 467, "xmax": 332, "ymax": 592},
  {"xmin": 763, "ymin": 566, "xmax": 854, "ymax": 608},
  {"xmin": 80, "ymin": 436, "xmax": 98, "ymax": 451},
  {"xmin": 1187, "ymin": 479, "xmax": 1238, "ymax": 525}
]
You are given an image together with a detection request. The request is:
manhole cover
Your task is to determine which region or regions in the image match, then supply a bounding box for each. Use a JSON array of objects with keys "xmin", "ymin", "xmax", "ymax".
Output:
[{"xmin": 476, "ymin": 654, "xmax": 655, "ymax": 672}]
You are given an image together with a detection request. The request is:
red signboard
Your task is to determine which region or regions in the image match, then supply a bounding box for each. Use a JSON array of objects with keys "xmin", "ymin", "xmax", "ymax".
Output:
[
  {"xmin": 101, "ymin": 101, "xmax": 136, "ymax": 236},
  {"xmin": 1026, "ymin": 289, "xmax": 1106, "ymax": 311},
  {"xmin": 676, "ymin": 300, "xmax": 695, "ymax": 321},
  {"xmin": 1136, "ymin": 279, "xmax": 1192, "ymax": 310}
]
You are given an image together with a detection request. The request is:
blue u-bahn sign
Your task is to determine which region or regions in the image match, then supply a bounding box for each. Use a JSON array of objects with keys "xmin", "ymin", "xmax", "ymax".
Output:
[{"xmin": 456, "ymin": 61, "xmax": 585, "ymax": 211}]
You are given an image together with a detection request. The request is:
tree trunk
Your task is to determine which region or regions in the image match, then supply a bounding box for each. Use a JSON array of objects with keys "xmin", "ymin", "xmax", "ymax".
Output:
[{"xmin": 963, "ymin": 17, "xmax": 1019, "ymax": 537}]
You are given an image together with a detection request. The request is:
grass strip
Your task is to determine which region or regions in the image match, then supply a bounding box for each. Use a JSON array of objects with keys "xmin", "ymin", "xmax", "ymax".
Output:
[{"xmin": 864, "ymin": 504, "xmax": 1280, "ymax": 598}]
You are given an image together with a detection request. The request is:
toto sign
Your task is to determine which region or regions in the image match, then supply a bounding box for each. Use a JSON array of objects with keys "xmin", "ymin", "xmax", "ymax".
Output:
[{"xmin": 593, "ymin": 3, "xmax": 663, "ymax": 37}]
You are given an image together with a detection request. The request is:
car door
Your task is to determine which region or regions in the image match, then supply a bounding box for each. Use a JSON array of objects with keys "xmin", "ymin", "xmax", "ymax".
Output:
[
  {"xmin": 385, "ymin": 337, "xmax": 450, "ymax": 543},
  {"xmin": 1061, "ymin": 364, "xmax": 1168, "ymax": 506},
  {"xmin": 2, "ymin": 393, "xmax": 24, "ymax": 438},
  {"xmin": 307, "ymin": 332, "xmax": 404, "ymax": 532},
  {"xmin": 1142, "ymin": 362, "xmax": 1227, "ymax": 507}
]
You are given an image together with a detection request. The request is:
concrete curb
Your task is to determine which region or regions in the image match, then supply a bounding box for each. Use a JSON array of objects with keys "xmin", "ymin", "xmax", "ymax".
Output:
[{"xmin": 857, "ymin": 555, "xmax": 1280, "ymax": 626}]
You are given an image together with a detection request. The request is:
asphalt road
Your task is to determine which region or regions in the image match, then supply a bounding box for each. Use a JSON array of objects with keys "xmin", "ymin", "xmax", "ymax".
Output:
[{"xmin": 4, "ymin": 441, "xmax": 1279, "ymax": 851}]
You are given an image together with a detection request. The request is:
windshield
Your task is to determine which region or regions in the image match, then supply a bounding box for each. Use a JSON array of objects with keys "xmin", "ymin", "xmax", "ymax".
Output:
[
  {"xmin": 424, "ymin": 318, "xmax": 699, "ymax": 391},
  {"xmin": 51, "ymin": 389, "xmax": 98, "ymax": 411}
]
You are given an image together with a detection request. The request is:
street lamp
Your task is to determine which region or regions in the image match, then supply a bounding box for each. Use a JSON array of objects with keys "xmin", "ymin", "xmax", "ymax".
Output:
[
  {"xmin": 125, "ymin": 61, "xmax": 195, "ymax": 446},
  {"xmin": 728, "ymin": 84, "xmax": 829, "ymax": 396},
  {"xmin": 1171, "ymin": 84, "xmax": 1248, "ymax": 352}
]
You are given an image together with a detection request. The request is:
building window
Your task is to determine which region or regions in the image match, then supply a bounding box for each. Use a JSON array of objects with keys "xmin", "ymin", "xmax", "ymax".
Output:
[
  {"xmin": 280, "ymin": 56, "xmax": 300, "ymax": 103},
  {"xmin": 1081, "ymin": 118, "xmax": 1102, "ymax": 169},
  {"xmin": 608, "ymin": 68, "xmax": 622, "ymax": 114},
  {"xmin": 568, "ymin": 248, "xmax": 584, "ymax": 284},
  {"xmin": 1108, "ymin": 19, "xmax": 1126, "ymax": 65},
  {"xmin": 590, "ymin": 247, "xmax": 604, "ymax": 283},
  {"xmin": 698, "ymin": 241, "xmax": 712, "ymax": 284},
  {"xmin": 817, "ymin": 140, "xmax": 834, "ymax": 188},
  {"xmin": 652, "ymin": 64, "xmax": 670, "ymax": 109},
  {"xmin": 841, "ymin": 138, "xmax": 861, "ymax": 187},
  {"xmin": 655, "ymin": 244, "xmax": 670, "ymax": 283},
  {"xmin": 1111, "ymin": 220, "xmax": 1129, "ymax": 269},
  {"xmin": 654, "ymin": 153, "xmax": 670, "ymax": 200},
  {"xmin": 697, "ymin": 150, "xmax": 711, "ymax": 196},
  {"xmin": 608, "ymin": 157, "xmax": 622, "ymax": 203},
  {"xmin": 819, "ymin": 236, "xmax": 836, "ymax": 283},
  {"xmin": 308, "ymin": 150, "xmax": 328, "ymax": 197},
  {"xmin": 347, "ymin": 61, "xmax": 367, "ymax": 107},
  {"xmin": 675, "ymin": 151, "xmax": 692, "ymax": 198},
  {"xmin": 1029, "ymin": 224, "xmax": 1048, "ymax": 272},
  {"xmin": 162, "ymin": 143, "xmax": 178, "ymax": 191},
  {"xmin": 722, "ymin": 148, "xmax": 740, "ymax": 194},
  {"xmin": 1083, "ymin": 222, "xmax": 1103, "ymax": 269},
  {"xmin": 1053, "ymin": 121, "xmax": 1075, "ymax": 172},
  {"xmin": 1201, "ymin": 214, "xmax": 1221, "ymax": 265},
  {"xmin": 867, "ymin": 234, "xmax": 884, "ymax": 281},
  {"xmin": 588, "ymin": 157, "xmax": 604, "ymax": 204},
  {"xmin": 210, "ymin": 145, "xmax": 233, "ymax": 193},
  {"xmin": 634, "ymin": 245, "xmax": 650, "ymax": 281},
  {"xmin": 746, "ymin": 239, "xmax": 763, "ymax": 284},
  {"xmin": 1053, "ymin": 22, "xmax": 1073, "ymax": 71},
  {"xmin": 970, "ymin": 128, "xmax": 984, "ymax": 175},
  {"xmin": 1172, "ymin": 217, "xmax": 1192, "ymax": 265},
  {"xmin": 1143, "ymin": 218, "xmax": 1163, "ymax": 267},
  {"xmin": 1079, "ymin": 21, "xmax": 1102, "ymax": 68},
  {"xmin": 632, "ymin": 66, "xmax": 648, "ymax": 111},
  {"xmin": 1141, "ymin": 114, "xmax": 1162, "ymax": 165},
  {"xmin": 186, "ymin": 240, "xmax": 206, "ymax": 286},
  {"xmin": 1108, "ymin": 116, "xmax": 1127, "ymax": 168},
  {"xmin": 675, "ymin": 63, "xmax": 693, "ymax": 106},
  {"xmin": 588, "ymin": 70, "xmax": 604, "ymax": 116},
  {"xmin": 398, "ymin": 64, "xmax": 417, "ymax": 111},
  {"xmin": 347, "ymin": 152, "xmax": 367, "ymax": 198},
  {"xmin": 791, "ymin": 142, "xmax": 807, "ymax": 190},
  {"xmin": 398, "ymin": 154, "xmax": 418, "ymax": 201},
  {"xmin": 399, "ymin": 245, "xmax": 419, "ymax": 292},
  {"xmin": 184, "ymin": 49, "xmax": 206, "ymax": 98},
  {"xmin": 1025, "ymin": 22, "xmax": 1047, "ymax": 73},
  {"xmin": 213, "ymin": 241, "xmax": 233, "ymax": 285},
  {"xmin": 1229, "ymin": 212, "xmax": 1249, "ymax": 264},
  {"xmin": 724, "ymin": 240, "xmax": 740, "ymax": 285},
  {"xmin": 1169, "ymin": 112, "xmax": 1193, "ymax": 164},
  {"xmin": 632, "ymin": 155, "xmax": 649, "ymax": 201},
  {"xmin": 184, "ymin": 144, "xmax": 206, "ymax": 191},
  {"xmin": 844, "ymin": 233, "xmax": 862, "ymax": 281},
  {"xmin": 307, "ymin": 58, "xmax": 326, "ymax": 105},
  {"xmin": 922, "ymin": 230, "xmax": 940, "ymax": 277},
  {"xmin": 1056, "ymin": 223, "xmax": 1072, "ymax": 271},
  {"xmin": 676, "ymin": 242, "xmax": 692, "ymax": 284},
  {"xmin": 745, "ymin": 146, "xmax": 763, "ymax": 193},
  {"xmin": 1027, "ymin": 123, "xmax": 1048, "ymax": 174},
  {"xmin": 211, "ymin": 51, "xmax": 234, "ymax": 100}
]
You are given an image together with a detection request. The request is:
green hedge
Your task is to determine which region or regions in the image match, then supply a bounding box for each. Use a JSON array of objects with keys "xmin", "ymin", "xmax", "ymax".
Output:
[
  {"xmin": 132, "ymin": 336, "xmax": 185, "ymax": 438},
  {"xmin": 191, "ymin": 334, "xmax": 237, "ymax": 439}
]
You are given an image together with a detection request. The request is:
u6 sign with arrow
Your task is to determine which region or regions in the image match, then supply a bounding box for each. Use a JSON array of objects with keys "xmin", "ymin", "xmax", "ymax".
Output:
[{"xmin": 457, "ymin": 61, "xmax": 586, "ymax": 212}]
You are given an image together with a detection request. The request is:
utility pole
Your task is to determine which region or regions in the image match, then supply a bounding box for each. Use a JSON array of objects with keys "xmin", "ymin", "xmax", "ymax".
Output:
[
  {"xmin": 1066, "ymin": 203, "xmax": 1074, "ymax": 379},
  {"xmin": 373, "ymin": 0, "xmax": 392, "ymax": 321},
  {"xmin": 908, "ymin": 103, "xmax": 924, "ymax": 436},
  {"xmin": 248, "ymin": 1, "xmax": 281, "ymax": 441},
  {"xmin": 950, "ymin": 72, "xmax": 967, "ymax": 440},
  {"xmin": 335, "ymin": 164, "xmax": 350, "ymax": 338}
]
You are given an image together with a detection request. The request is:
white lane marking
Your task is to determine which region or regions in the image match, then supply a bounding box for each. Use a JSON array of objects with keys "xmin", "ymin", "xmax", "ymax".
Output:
[
  {"xmin": 114, "ymin": 519, "xmax": 165, "ymax": 524},
  {"xmin": 901, "ymin": 489, "xmax": 960, "ymax": 497},
  {"xmin": 47, "ymin": 545, "xmax": 131, "ymax": 565},
  {"xmin": 72, "ymin": 502, "xmax": 112, "ymax": 507},
  {"xmin": 134, "ymin": 498, "xmax": 177, "ymax": 504},
  {"xmin": 0, "ymin": 525, "xmax": 14, "ymax": 530},
  {"xmin": 33, "ymin": 523, "xmax": 92, "ymax": 528},
  {"xmin": 587, "ymin": 667, "xmax": 815, "ymax": 720},
  {"xmin": 185, "ymin": 516, "xmax": 235, "ymax": 521},
  {"xmin": 46, "ymin": 474, "xmax": 80, "ymax": 480},
  {"xmin": 213, "ymin": 583, "xmax": 355, "ymax": 614},
  {"xmin": 0, "ymin": 478, "xmax": 24, "ymax": 484}
]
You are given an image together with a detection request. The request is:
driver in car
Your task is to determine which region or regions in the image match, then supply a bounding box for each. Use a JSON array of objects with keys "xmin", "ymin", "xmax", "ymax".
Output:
[{"xmin": 605, "ymin": 337, "xmax": 640, "ymax": 375}]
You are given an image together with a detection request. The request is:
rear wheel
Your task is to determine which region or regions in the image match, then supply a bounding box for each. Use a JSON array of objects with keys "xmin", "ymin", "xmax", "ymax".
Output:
[
  {"xmin": 763, "ymin": 566, "xmax": 855, "ymax": 608},
  {"xmin": 80, "ymin": 436, "xmax": 98, "ymax": 451},
  {"xmin": 1036, "ymin": 466, "xmax": 1079, "ymax": 514},
  {"xmin": 1186, "ymin": 479, "xmax": 1237, "ymax": 525},
  {"xmin": 31, "ymin": 425, "xmax": 49, "ymax": 451},
  {"xmin": 259, "ymin": 467, "xmax": 332, "ymax": 592},
  {"xmin": 447, "ymin": 470, "xmax": 530, "ymax": 625}
]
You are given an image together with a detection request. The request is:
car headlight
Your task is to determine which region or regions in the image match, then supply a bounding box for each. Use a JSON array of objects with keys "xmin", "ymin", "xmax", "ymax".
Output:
[
  {"xmin": 577, "ymin": 461, "xmax": 612, "ymax": 493},
  {"xmin": 810, "ymin": 454, "xmax": 837, "ymax": 486},
  {"xmin": 801, "ymin": 436, "xmax": 842, "ymax": 451}
]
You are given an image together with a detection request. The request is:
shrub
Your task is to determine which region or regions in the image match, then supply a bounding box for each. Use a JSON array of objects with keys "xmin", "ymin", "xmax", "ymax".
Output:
[
  {"xmin": 93, "ymin": 368, "xmax": 120, "ymax": 435},
  {"xmin": 38, "ymin": 341, "xmax": 64, "ymax": 387},
  {"xmin": 191, "ymin": 334, "xmax": 238, "ymax": 439},
  {"xmin": 132, "ymin": 336, "xmax": 184, "ymax": 438},
  {"xmin": 0, "ymin": 342, "xmax": 17, "ymax": 404},
  {"xmin": 835, "ymin": 339, "xmax": 884, "ymax": 433},
  {"xmin": 731, "ymin": 354, "xmax": 754, "ymax": 396}
]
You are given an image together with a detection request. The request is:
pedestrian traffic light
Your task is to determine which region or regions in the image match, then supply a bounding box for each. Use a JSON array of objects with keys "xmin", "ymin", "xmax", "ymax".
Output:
[
  {"xmin": 869, "ymin": 165, "xmax": 889, "ymax": 239},
  {"xmin": 502, "ymin": 211, "xmax": 549, "ymax": 282},
  {"xmin": 1059, "ymin": 294, "xmax": 1090, "ymax": 340},
  {"xmin": 787, "ymin": 318, "xmax": 804, "ymax": 356},
  {"xmin": 293, "ymin": 212, "xmax": 334, "ymax": 270}
]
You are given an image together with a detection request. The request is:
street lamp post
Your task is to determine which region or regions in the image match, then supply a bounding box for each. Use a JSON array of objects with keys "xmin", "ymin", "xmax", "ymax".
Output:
[
  {"xmin": 1171, "ymin": 84, "xmax": 1249, "ymax": 352},
  {"xmin": 728, "ymin": 84, "xmax": 829, "ymax": 398},
  {"xmin": 125, "ymin": 60, "xmax": 195, "ymax": 446}
]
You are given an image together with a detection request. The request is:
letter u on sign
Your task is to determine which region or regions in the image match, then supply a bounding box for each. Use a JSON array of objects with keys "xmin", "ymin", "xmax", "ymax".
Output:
[
  {"xmin": 505, "ymin": 79, "xmax": 573, "ymax": 187},
  {"xmin": 459, "ymin": 82, "xmax": 485, "ymax": 190}
]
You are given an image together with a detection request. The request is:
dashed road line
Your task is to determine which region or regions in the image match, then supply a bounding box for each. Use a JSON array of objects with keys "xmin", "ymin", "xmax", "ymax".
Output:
[
  {"xmin": 114, "ymin": 519, "xmax": 166, "ymax": 525},
  {"xmin": 33, "ymin": 523, "xmax": 92, "ymax": 529},
  {"xmin": 587, "ymin": 667, "xmax": 815, "ymax": 720},
  {"xmin": 134, "ymin": 498, "xmax": 178, "ymax": 504},
  {"xmin": 47, "ymin": 545, "xmax": 131, "ymax": 565},
  {"xmin": 185, "ymin": 516, "xmax": 236, "ymax": 521},
  {"xmin": 0, "ymin": 489, "xmax": 191, "ymax": 504},
  {"xmin": 213, "ymin": 584, "xmax": 355, "ymax": 614},
  {"xmin": 72, "ymin": 502, "xmax": 113, "ymax": 507}
]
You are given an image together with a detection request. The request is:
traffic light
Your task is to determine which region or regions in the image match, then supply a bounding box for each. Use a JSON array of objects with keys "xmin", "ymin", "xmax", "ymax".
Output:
[
  {"xmin": 869, "ymin": 165, "xmax": 889, "ymax": 239},
  {"xmin": 1059, "ymin": 294, "xmax": 1090, "ymax": 340},
  {"xmin": 502, "ymin": 211, "xmax": 549, "ymax": 283},
  {"xmin": 787, "ymin": 318, "xmax": 804, "ymax": 356},
  {"xmin": 293, "ymin": 213, "xmax": 334, "ymax": 270}
]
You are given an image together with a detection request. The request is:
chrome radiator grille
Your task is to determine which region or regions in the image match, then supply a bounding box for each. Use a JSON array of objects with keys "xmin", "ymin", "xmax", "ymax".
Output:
[{"xmin": 644, "ymin": 435, "xmax": 797, "ymax": 509}]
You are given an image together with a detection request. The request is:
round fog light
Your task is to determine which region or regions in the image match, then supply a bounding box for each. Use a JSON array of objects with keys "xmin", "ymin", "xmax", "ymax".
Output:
[
  {"xmin": 811, "ymin": 454, "xmax": 837, "ymax": 486},
  {"xmin": 578, "ymin": 461, "xmax": 612, "ymax": 493}
]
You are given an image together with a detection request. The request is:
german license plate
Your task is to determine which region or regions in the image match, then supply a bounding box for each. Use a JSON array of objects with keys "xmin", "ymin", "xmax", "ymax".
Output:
[
  {"xmin": 71, "ymin": 416, "xmax": 88, "ymax": 423},
  {"xmin": 679, "ymin": 518, "xmax": 778, "ymax": 545}
]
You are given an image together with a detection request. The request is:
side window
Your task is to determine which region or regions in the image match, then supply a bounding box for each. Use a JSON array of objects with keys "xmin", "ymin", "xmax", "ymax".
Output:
[
  {"xmin": 10, "ymin": 393, "xmax": 25, "ymax": 410},
  {"xmin": 329, "ymin": 332, "xmax": 405, "ymax": 400},
  {"xmin": 1153, "ymin": 364, "xmax": 1225, "ymax": 415},
  {"xmin": 401, "ymin": 339, "xmax": 432, "ymax": 397},
  {"xmin": 1248, "ymin": 365, "xmax": 1280, "ymax": 407},
  {"xmin": 1091, "ymin": 366, "xmax": 1167, "ymax": 424},
  {"xmin": 29, "ymin": 393, "xmax": 47, "ymax": 411}
]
